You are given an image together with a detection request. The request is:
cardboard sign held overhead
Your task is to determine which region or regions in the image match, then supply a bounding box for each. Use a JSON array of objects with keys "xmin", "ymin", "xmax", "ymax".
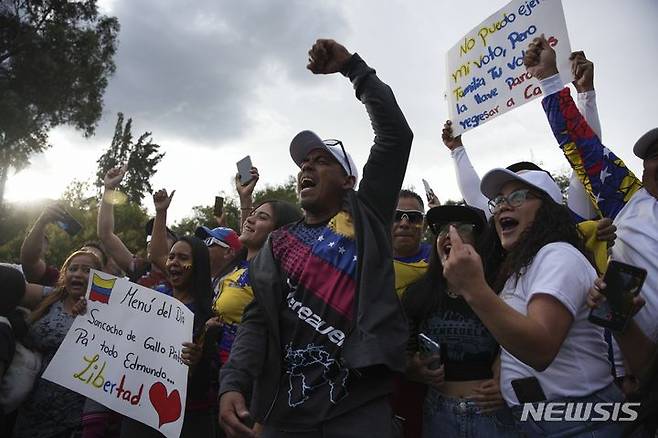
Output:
[
  {"xmin": 42, "ymin": 271, "xmax": 193, "ymax": 438},
  {"xmin": 446, "ymin": 0, "xmax": 573, "ymax": 135}
]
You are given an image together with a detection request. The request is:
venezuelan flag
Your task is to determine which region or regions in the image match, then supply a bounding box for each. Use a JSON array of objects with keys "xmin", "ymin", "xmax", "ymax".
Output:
[{"xmin": 89, "ymin": 274, "xmax": 116, "ymax": 304}]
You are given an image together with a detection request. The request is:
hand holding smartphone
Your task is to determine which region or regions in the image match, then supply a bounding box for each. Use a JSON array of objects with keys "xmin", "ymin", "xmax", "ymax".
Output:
[
  {"xmin": 213, "ymin": 196, "xmax": 224, "ymax": 217},
  {"xmin": 236, "ymin": 156, "xmax": 254, "ymax": 186},
  {"xmin": 588, "ymin": 261, "xmax": 647, "ymax": 331},
  {"xmin": 55, "ymin": 208, "xmax": 82, "ymax": 236},
  {"xmin": 418, "ymin": 333, "xmax": 442, "ymax": 370}
]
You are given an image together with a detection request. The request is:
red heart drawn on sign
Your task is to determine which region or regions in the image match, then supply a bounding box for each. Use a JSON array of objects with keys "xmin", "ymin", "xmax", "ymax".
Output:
[{"xmin": 149, "ymin": 382, "xmax": 182, "ymax": 427}]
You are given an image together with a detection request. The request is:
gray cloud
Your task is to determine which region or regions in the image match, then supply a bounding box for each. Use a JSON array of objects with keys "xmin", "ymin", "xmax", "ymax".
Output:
[{"xmin": 99, "ymin": 0, "xmax": 349, "ymax": 143}]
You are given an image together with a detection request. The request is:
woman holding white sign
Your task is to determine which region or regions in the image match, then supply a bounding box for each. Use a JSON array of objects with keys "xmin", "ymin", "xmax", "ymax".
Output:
[
  {"xmin": 117, "ymin": 189, "xmax": 217, "ymax": 438},
  {"xmin": 12, "ymin": 250, "xmax": 102, "ymax": 438}
]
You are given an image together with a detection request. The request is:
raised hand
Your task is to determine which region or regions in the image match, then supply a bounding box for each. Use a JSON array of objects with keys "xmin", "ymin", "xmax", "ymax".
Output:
[
  {"xmin": 235, "ymin": 167, "xmax": 260, "ymax": 201},
  {"xmin": 441, "ymin": 120, "xmax": 463, "ymax": 151},
  {"xmin": 153, "ymin": 189, "xmax": 175, "ymax": 212},
  {"xmin": 570, "ymin": 51, "xmax": 594, "ymax": 93},
  {"xmin": 306, "ymin": 39, "xmax": 352, "ymax": 75},
  {"xmin": 442, "ymin": 226, "xmax": 486, "ymax": 298},
  {"xmin": 595, "ymin": 217, "xmax": 617, "ymax": 246},
  {"xmin": 104, "ymin": 164, "xmax": 127, "ymax": 190},
  {"xmin": 523, "ymin": 34, "xmax": 558, "ymax": 80},
  {"xmin": 38, "ymin": 203, "xmax": 68, "ymax": 226}
]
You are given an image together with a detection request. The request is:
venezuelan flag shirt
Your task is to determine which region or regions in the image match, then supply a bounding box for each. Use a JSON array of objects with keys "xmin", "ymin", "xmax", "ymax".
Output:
[
  {"xmin": 212, "ymin": 260, "xmax": 252, "ymax": 365},
  {"xmin": 268, "ymin": 211, "xmax": 391, "ymax": 429}
]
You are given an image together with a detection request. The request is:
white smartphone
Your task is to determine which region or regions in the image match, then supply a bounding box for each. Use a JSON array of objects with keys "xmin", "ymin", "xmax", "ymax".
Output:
[{"xmin": 236, "ymin": 156, "xmax": 254, "ymax": 186}]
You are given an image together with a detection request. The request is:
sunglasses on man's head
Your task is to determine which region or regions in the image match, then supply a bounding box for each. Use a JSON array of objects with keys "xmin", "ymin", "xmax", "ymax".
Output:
[
  {"xmin": 324, "ymin": 139, "xmax": 352, "ymax": 177},
  {"xmin": 204, "ymin": 237, "xmax": 229, "ymax": 248},
  {"xmin": 394, "ymin": 209, "xmax": 424, "ymax": 224}
]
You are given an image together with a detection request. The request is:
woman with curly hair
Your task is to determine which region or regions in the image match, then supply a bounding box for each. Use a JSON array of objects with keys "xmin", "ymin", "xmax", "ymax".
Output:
[
  {"xmin": 12, "ymin": 250, "xmax": 102, "ymax": 438},
  {"xmin": 443, "ymin": 168, "xmax": 623, "ymax": 437}
]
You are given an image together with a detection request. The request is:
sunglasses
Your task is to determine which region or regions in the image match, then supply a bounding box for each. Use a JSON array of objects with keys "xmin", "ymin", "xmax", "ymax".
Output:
[
  {"xmin": 488, "ymin": 189, "xmax": 539, "ymax": 214},
  {"xmin": 394, "ymin": 209, "xmax": 424, "ymax": 224},
  {"xmin": 204, "ymin": 236, "xmax": 229, "ymax": 248},
  {"xmin": 430, "ymin": 222, "xmax": 477, "ymax": 237},
  {"xmin": 324, "ymin": 139, "xmax": 352, "ymax": 177}
]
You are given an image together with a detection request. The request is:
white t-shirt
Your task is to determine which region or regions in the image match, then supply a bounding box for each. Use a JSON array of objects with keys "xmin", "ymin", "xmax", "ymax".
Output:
[
  {"xmin": 499, "ymin": 242, "xmax": 613, "ymax": 405},
  {"xmin": 611, "ymin": 188, "xmax": 658, "ymax": 342}
]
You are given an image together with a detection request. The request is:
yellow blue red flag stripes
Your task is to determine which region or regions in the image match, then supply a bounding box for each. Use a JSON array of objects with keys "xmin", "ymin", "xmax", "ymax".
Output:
[{"xmin": 89, "ymin": 273, "xmax": 116, "ymax": 304}]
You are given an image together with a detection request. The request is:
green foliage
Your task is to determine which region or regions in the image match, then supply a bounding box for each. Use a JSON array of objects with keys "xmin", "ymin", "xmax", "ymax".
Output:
[
  {"xmin": 0, "ymin": 0, "xmax": 119, "ymax": 203},
  {"xmin": 96, "ymin": 113, "xmax": 165, "ymax": 204},
  {"xmin": 0, "ymin": 179, "xmax": 149, "ymax": 269},
  {"xmin": 172, "ymin": 176, "xmax": 300, "ymax": 236}
]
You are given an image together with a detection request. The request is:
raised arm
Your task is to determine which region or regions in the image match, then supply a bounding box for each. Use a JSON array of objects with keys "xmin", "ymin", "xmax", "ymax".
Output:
[
  {"xmin": 235, "ymin": 167, "xmax": 259, "ymax": 230},
  {"xmin": 98, "ymin": 166, "xmax": 135, "ymax": 273},
  {"xmin": 443, "ymin": 120, "xmax": 490, "ymax": 216},
  {"xmin": 20, "ymin": 204, "xmax": 67, "ymax": 282},
  {"xmin": 149, "ymin": 189, "xmax": 175, "ymax": 272},
  {"xmin": 524, "ymin": 36, "xmax": 642, "ymax": 219},
  {"xmin": 306, "ymin": 40, "xmax": 413, "ymax": 223}
]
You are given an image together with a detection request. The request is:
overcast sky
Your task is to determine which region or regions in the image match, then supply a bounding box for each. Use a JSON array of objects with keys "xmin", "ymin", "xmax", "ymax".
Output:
[{"xmin": 6, "ymin": 0, "xmax": 658, "ymax": 223}]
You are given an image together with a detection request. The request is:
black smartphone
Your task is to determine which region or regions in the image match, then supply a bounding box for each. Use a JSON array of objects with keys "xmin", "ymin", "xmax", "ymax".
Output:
[
  {"xmin": 55, "ymin": 209, "xmax": 82, "ymax": 236},
  {"xmin": 511, "ymin": 377, "xmax": 546, "ymax": 403},
  {"xmin": 213, "ymin": 196, "xmax": 224, "ymax": 217},
  {"xmin": 418, "ymin": 333, "xmax": 442, "ymax": 370},
  {"xmin": 236, "ymin": 156, "xmax": 254, "ymax": 186},
  {"xmin": 588, "ymin": 261, "xmax": 647, "ymax": 331}
]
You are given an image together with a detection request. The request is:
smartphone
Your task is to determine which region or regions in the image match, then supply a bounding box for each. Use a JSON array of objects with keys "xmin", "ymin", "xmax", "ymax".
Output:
[
  {"xmin": 213, "ymin": 196, "xmax": 224, "ymax": 217},
  {"xmin": 418, "ymin": 333, "xmax": 442, "ymax": 370},
  {"xmin": 55, "ymin": 209, "xmax": 82, "ymax": 236},
  {"xmin": 236, "ymin": 156, "xmax": 254, "ymax": 186},
  {"xmin": 422, "ymin": 178, "xmax": 438, "ymax": 204},
  {"xmin": 588, "ymin": 261, "xmax": 647, "ymax": 331},
  {"xmin": 511, "ymin": 377, "xmax": 546, "ymax": 403}
]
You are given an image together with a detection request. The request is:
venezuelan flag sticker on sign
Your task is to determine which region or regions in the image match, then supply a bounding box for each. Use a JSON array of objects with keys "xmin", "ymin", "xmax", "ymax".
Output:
[{"xmin": 89, "ymin": 273, "xmax": 116, "ymax": 304}]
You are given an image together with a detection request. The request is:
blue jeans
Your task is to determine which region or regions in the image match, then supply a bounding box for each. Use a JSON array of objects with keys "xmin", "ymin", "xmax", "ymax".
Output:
[
  {"xmin": 422, "ymin": 390, "xmax": 522, "ymax": 438},
  {"xmin": 510, "ymin": 383, "xmax": 625, "ymax": 437}
]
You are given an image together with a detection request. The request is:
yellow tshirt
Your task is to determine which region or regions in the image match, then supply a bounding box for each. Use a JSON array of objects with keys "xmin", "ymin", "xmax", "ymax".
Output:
[
  {"xmin": 212, "ymin": 262, "xmax": 253, "ymax": 324},
  {"xmin": 394, "ymin": 243, "xmax": 431, "ymax": 298}
]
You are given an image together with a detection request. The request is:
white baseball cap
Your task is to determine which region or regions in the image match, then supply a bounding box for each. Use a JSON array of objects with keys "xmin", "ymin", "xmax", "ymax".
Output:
[
  {"xmin": 290, "ymin": 130, "xmax": 359, "ymax": 183},
  {"xmin": 480, "ymin": 168, "xmax": 563, "ymax": 205}
]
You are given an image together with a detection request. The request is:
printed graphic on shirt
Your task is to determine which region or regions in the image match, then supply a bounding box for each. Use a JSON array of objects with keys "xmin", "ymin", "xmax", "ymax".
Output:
[{"xmin": 284, "ymin": 343, "xmax": 350, "ymax": 408}]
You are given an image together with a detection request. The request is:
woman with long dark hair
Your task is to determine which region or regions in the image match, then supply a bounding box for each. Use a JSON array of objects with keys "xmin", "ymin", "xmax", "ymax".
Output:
[
  {"xmin": 119, "ymin": 189, "xmax": 216, "ymax": 438},
  {"xmin": 403, "ymin": 205, "xmax": 519, "ymax": 437},
  {"xmin": 443, "ymin": 169, "xmax": 622, "ymax": 437}
]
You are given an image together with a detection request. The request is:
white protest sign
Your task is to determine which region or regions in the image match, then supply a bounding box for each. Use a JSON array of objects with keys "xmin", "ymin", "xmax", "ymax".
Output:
[
  {"xmin": 446, "ymin": 0, "xmax": 573, "ymax": 135},
  {"xmin": 42, "ymin": 270, "xmax": 193, "ymax": 438}
]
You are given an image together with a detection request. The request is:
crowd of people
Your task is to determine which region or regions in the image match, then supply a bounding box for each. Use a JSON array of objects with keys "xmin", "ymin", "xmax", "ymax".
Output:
[{"xmin": 0, "ymin": 36, "xmax": 656, "ymax": 438}]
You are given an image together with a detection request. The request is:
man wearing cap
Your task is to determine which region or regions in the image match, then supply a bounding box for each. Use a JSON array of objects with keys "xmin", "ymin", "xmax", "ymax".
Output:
[
  {"xmin": 219, "ymin": 39, "xmax": 412, "ymax": 438},
  {"xmin": 525, "ymin": 37, "xmax": 658, "ymax": 357},
  {"xmin": 195, "ymin": 226, "xmax": 242, "ymax": 291}
]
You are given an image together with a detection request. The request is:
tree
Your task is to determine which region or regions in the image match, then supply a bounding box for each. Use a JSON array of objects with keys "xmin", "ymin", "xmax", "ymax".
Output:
[
  {"xmin": 0, "ymin": 0, "xmax": 119, "ymax": 204},
  {"xmin": 96, "ymin": 113, "xmax": 165, "ymax": 204},
  {"xmin": 172, "ymin": 177, "xmax": 300, "ymax": 235}
]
